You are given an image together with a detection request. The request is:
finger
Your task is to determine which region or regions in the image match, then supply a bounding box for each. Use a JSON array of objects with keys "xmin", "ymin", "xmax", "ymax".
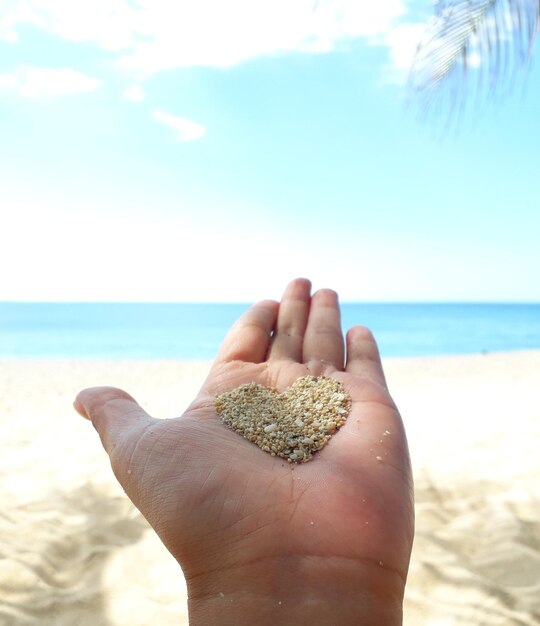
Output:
[
  {"xmin": 345, "ymin": 325, "xmax": 387, "ymax": 386},
  {"xmin": 214, "ymin": 299, "xmax": 279, "ymax": 364},
  {"xmin": 302, "ymin": 289, "xmax": 345, "ymax": 370},
  {"xmin": 267, "ymin": 278, "xmax": 311, "ymax": 362},
  {"xmin": 74, "ymin": 386, "xmax": 154, "ymax": 459}
]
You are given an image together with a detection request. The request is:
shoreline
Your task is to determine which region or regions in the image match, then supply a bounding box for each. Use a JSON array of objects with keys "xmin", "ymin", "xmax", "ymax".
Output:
[
  {"xmin": 1, "ymin": 346, "xmax": 539, "ymax": 360},
  {"xmin": 1, "ymin": 351, "xmax": 539, "ymax": 625}
]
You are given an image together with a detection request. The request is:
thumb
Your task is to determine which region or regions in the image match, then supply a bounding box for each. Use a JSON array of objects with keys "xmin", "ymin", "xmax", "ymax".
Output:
[{"xmin": 74, "ymin": 386, "xmax": 154, "ymax": 460}]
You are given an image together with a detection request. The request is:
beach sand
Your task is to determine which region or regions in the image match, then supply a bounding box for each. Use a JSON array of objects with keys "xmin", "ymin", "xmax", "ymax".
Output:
[{"xmin": 1, "ymin": 352, "xmax": 539, "ymax": 625}]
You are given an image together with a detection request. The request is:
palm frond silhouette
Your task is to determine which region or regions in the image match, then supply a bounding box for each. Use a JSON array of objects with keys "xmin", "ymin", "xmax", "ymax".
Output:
[{"xmin": 410, "ymin": 0, "xmax": 540, "ymax": 104}]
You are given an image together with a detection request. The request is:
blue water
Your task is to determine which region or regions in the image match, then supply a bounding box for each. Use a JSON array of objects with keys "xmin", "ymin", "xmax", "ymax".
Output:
[{"xmin": 0, "ymin": 303, "xmax": 538, "ymax": 359}]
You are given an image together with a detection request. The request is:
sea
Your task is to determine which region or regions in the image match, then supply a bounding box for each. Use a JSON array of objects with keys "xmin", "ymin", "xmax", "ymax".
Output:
[{"xmin": 1, "ymin": 303, "xmax": 539, "ymax": 360}]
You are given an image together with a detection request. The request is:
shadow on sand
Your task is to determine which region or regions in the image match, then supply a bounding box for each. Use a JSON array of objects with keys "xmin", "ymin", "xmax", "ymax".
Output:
[
  {"xmin": 0, "ymin": 483, "xmax": 148, "ymax": 625},
  {"xmin": 406, "ymin": 476, "xmax": 540, "ymax": 625}
]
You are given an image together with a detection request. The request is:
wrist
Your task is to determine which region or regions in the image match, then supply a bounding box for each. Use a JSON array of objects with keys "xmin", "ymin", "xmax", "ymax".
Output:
[{"xmin": 185, "ymin": 555, "xmax": 404, "ymax": 626}]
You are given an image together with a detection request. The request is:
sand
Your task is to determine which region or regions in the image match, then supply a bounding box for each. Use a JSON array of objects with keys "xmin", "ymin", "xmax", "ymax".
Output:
[
  {"xmin": 216, "ymin": 376, "xmax": 351, "ymax": 462},
  {"xmin": 0, "ymin": 351, "xmax": 539, "ymax": 625}
]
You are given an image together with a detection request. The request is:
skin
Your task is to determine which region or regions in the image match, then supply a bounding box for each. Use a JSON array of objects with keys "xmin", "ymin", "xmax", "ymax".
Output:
[{"xmin": 74, "ymin": 278, "xmax": 414, "ymax": 625}]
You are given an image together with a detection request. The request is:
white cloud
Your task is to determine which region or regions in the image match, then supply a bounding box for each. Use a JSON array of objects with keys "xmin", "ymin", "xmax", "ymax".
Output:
[
  {"xmin": 2, "ymin": 0, "xmax": 413, "ymax": 76},
  {"xmin": 117, "ymin": 0, "xmax": 410, "ymax": 74},
  {"xmin": 386, "ymin": 23, "xmax": 427, "ymax": 71},
  {"xmin": 0, "ymin": 66, "xmax": 101, "ymax": 98},
  {"xmin": 0, "ymin": 0, "xmax": 135, "ymax": 51},
  {"xmin": 0, "ymin": 0, "xmax": 30, "ymax": 41},
  {"xmin": 381, "ymin": 22, "xmax": 427, "ymax": 85},
  {"xmin": 0, "ymin": 1, "xmax": 435, "ymax": 90},
  {"xmin": 152, "ymin": 109, "xmax": 206, "ymax": 142},
  {"xmin": 122, "ymin": 83, "xmax": 145, "ymax": 101},
  {"xmin": 0, "ymin": 29, "xmax": 19, "ymax": 42}
]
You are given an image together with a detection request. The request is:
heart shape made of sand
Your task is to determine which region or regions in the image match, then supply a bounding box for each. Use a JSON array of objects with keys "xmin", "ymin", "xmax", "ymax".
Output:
[{"xmin": 215, "ymin": 376, "xmax": 351, "ymax": 463}]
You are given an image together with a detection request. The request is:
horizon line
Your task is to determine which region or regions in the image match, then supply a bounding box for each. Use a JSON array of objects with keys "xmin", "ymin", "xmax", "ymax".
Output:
[{"xmin": 1, "ymin": 300, "xmax": 539, "ymax": 306}]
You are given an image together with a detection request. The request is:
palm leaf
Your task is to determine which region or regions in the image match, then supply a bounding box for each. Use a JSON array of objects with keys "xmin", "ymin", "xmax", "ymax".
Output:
[{"xmin": 409, "ymin": 0, "xmax": 540, "ymax": 100}]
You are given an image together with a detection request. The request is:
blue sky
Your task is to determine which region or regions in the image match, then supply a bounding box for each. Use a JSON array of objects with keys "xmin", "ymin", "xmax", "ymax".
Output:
[{"xmin": 1, "ymin": 0, "xmax": 539, "ymax": 302}]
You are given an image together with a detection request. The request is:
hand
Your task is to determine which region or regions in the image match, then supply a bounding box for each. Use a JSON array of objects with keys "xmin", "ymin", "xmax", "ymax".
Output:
[{"xmin": 74, "ymin": 278, "xmax": 414, "ymax": 626}]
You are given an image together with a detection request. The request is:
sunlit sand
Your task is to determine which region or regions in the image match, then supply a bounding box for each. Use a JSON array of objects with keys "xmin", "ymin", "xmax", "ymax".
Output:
[{"xmin": 1, "ymin": 352, "xmax": 539, "ymax": 625}]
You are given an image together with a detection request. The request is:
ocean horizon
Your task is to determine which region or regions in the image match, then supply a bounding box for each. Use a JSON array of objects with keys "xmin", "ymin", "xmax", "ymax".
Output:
[{"xmin": 1, "ymin": 302, "xmax": 539, "ymax": 360}]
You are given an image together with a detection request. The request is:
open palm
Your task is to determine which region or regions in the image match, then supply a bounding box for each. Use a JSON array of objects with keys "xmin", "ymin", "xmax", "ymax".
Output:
[{"xmin": 75, "ymin": 278, "xmax": 414, "ymax": 623}]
